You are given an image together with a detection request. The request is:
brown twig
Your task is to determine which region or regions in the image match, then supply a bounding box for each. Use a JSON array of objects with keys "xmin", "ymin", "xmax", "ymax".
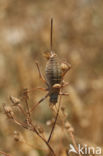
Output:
[
  {"xmin": 0, "ymin": 150, "xmax": 12, "ymax": 156},
  {"xmin": 69, "ymin": 131, "xmax": 82, "ymax": 156},
  {"xmin": 17, "ymin": 104, "xmax": 27, "ymax": 117},
  {"xmin": 10, "ymin": 104, "xmax": 56, "ymax": 156},
  {"xmin": 30, "ymin": 122, "xmax": 56, "ymax": 156},
  {"xmin": 48, "ymin": 94, "xmax": 62, "ymax": 143},
  {"xmin": 69, "ymin": 131, "xmax": 79, "ymax": 152},
  {"xmin": 50, "ymin": 101, "xmax": 81, "ymax": 156},
  {"xmin": 23, "ymin": 89, "xmax": 31, "ymax": 119},
  {"xmin": 65, "ymin": 121, "xmax": 82, "ymax": 156}
]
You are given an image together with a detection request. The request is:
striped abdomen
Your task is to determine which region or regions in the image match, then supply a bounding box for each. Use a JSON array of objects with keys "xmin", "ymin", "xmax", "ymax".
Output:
[{"xmin": 45, "ymin": 54, "xmax": 62, "ymax": 104}]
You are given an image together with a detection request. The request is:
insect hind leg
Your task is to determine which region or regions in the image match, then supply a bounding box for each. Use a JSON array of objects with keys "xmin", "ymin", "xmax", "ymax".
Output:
[{"xmin": 30, "ymin": 93, "xmax": 49, "ymax": 113}]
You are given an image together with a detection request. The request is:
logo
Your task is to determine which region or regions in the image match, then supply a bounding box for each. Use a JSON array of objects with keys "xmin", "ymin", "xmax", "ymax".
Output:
[{"xmin": 68, "ymin": 144, "xmax": 102, "ymax": 155}]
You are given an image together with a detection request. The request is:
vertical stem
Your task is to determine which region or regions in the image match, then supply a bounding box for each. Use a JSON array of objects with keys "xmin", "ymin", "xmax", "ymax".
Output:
[
  {"xmin": 30, "ymin": 122, "xmax": 56, "ymax": 156},
  {"xmin": 69, "ymin": 131, "xmax": 82, "ymax": 156},
  {"xmin": 25, "ymin": 98, "xmax": 31, "ymax": 119}
]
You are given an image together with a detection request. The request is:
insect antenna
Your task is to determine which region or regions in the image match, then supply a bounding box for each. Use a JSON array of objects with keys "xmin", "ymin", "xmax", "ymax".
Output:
[{"xmin": 50, "ymin": 17, "xmax": 53, "ymax": 55}]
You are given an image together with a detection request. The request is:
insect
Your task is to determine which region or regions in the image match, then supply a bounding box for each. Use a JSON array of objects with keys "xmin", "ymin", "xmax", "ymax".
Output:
[
  {"xmin": 25, "ymin": 18, "xmax": 72, "ymax": 144},
  {"xmin": 30, "ymin": 18, "xmax": 71, "ymax": 112}
]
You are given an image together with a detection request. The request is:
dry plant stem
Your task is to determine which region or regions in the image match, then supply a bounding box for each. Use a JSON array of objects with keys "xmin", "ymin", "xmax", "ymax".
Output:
[
  {"xmin": 55, "ymin": 105, "xmax": 65, "ymax": 129},
  {"xmin": 25, "ymin": 98, "xmax": 31, "ymax": 119},
  {"xmin": 30, "ymin": 122, "xmax": 56, "ymax": 156},
  {"xmin": 0, "ymin": 150, "xmax": 12, "ymax": 156},
  {"xmin": 48, "ymin": 94, "xmax": 62, "ymax": 143},
  {"xmin": 24, "ymin": 96, "xmax": 55, "ymax": 155},
  {"xmin": 16, "ymin": 91, "xmax": 55, "ymax": 155},
  {"xmin": 17, "ymin": 104, "xmax": 27, "ymax": 117},
  {"xmin": 51, "ymin": 101, "xmax": 81, "ymax": 156},
  {"xmin": 58, "ymin": 107, "xmax": 81, "ymax": 156},
  {"xmin": 13, "ymin": 117, "xmax": 27, "ymax": 128},
  {"xmin": 69, "ymin": 131, "xmax": 82, "ymax": 156},
  {"xmin": 13, "ymin": 116, "xmax": 56, "ymax": 156},
  {"xmin": 12, "ymin": 100, "xmax": 55, "ymax": 156},
  {"xmin": 30, "ymin": 93, "xmax": 49, "ymax": 113},
  {"xmin": 50, "ymin": 104, "xmax": 65, "ymax": 131}
]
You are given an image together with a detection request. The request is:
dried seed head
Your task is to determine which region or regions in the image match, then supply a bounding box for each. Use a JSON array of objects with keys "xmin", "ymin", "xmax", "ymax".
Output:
[
  {"xmin": 61, "ymin": 106, "xmax": 65, "ymax": 112},
  {"xmin": 22, "ymin": 88, "xmax": 29, "ymax": 99},
  {"xmin": 46, "ymin": 120, "xmax": 52, "ymax": 126},
  {"xmin": 14, "ymin": 131, "xmax": 20, "ymax": 142},
  {"xmin": 3, "ymin": 105, "xmax": 14, "ymax": 119},
  {"xmin": 10, "ymin": 96, "xmax": 20, "ymax": 106},
  {"xmin": 65, "ymin": 121, "xmax": 71, "ymax": 129},
  {"xmin": 37, "ymin": 126, "xmax": 44, "ymax": 134},
  {"xmin": 68, "ymin": 127, "xmax": 74, "ymax": 133},
  {"xmin": 65, "ymin": 121, "xmax": 74, "ymax": 132},
  {"xmin": 46, "ymin": 118, "xmax": 55, "ymax": 126}
]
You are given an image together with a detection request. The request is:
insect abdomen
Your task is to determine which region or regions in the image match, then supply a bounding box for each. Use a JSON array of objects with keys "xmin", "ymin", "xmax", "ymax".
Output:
[
  {"xmin": 50, "ymin": 92, "xmax": 59, "ymax": 103},
  {"xmin": 45, "ymin": 54, "xmax": 61, "ymax": 104},
  {"xmin": 45, "ymin": 55, "xmax": 61, "ymax": 87}
]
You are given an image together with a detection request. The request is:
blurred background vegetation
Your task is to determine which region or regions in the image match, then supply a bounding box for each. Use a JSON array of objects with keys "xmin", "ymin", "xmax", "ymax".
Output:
[{"xmin": 0, "ymin": 0, "xmax": 103, "ymax": 156}]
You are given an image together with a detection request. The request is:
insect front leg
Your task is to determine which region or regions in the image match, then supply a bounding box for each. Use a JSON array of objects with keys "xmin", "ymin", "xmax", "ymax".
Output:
[
  {"xmin": 27, "ymin": 87, "xmax": 48, "ymax": 93},
  {"xmin": 35, "ymin": 61, "xmax": 47, "ymax": 84}
]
